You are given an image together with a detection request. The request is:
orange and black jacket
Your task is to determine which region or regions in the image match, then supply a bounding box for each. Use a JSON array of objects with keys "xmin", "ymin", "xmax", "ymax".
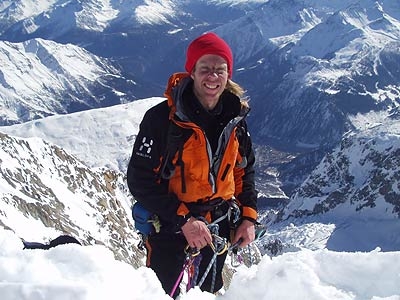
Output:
[{"xmin": 127, "ymin": 73, "xmax": 257, "ymax": 231}]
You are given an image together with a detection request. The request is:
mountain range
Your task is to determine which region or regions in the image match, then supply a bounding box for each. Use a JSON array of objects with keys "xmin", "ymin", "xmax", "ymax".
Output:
[
  {"xmin": 2, "ymin": 0, "xmax": 398, "ymax": 145},
  {"xmin": 0, "ymin": 0, "xmax": 399, "ymax": 262}
]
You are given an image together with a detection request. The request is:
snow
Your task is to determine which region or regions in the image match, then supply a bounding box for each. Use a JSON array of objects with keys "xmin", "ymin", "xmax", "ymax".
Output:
[
  {"xmin": 75, "ymin": 0, "xmax": 119, "ymax": 31},
  {"xmin": 0, "ymin": 38, "xmax": 120, "ymax": 124},
  {"xmin": 135, "ymin": 0, "xmax": 177, "ymax": 25},
  {"xmin": 0, "ymin": 0, "xmax": 57, "ymax": 21},
  {"xmin": 0, "ymin": 97, "xmax": 165, "ymax": 172},
  {"xmin": 133, "ymin": 0, "xmax": 270, "ymax": 25},
  {"xmin": 209, "ymin": 0, "xmax": 266, "ymax": 6},
  {"xmin": 1, "ymin": 228, "xmax": 399, "ymax": 300}
]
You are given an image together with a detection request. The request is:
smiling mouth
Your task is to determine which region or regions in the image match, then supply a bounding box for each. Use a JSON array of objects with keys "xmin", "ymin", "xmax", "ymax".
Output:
[{"xmin": 204, "ymin": 83, "xmax": 219, "ymax": 89}]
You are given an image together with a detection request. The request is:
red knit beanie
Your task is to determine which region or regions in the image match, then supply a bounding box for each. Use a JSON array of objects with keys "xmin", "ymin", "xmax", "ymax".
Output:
[{"xmin": 185, "ymin": 32, "xmax": 233, "ymax": 78}]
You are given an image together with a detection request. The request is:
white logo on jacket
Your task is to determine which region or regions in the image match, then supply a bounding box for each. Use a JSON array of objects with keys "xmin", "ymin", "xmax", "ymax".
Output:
[{"xmin": 136, "ymin": 136, "xmax": 153, "ymax": 159}]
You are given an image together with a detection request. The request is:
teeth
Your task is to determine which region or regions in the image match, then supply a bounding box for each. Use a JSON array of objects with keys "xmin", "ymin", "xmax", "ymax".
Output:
[{"xmin": 205, "ymin": 83, "xmax": 218, "ymax": 89}]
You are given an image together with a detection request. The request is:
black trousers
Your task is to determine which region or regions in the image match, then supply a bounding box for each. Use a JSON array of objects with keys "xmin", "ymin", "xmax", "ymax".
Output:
[{"xmin": 145, "ymin": 207, "xmax": 231, "ymax": 298}]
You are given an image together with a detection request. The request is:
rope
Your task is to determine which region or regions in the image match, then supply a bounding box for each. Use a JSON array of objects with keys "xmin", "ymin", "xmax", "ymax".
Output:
[
  {"xmin": 169, "ymin": 260, "xmax": 187, "ymax": 297},
  {"xmin": 196, "ymin": 226, "xmax": 229, "ymax": 293},
  {"xmin": 187, "ymin": 253, "xmax": 202, "ymax": 290},
  {"xmin": 171, "ymin": 207, "xmax": 232, "ymax": 296},
  {"xmin": 196, "ymin": 239, "xmax": 226, "ymax": 291},
  {"xmin": 169, "ymin": 247, "xmax": 201, "ymax": 297},
  {"xmin": 211, "ymin": 257, "xmax": 217, "ymax": 292}
]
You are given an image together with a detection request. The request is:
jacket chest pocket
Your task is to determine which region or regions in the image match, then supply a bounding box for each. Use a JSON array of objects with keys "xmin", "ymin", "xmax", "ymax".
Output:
[
  {"xmin": 181, "ymin": 133, "xmax": 209, "ymax": 181},
  {"xmin": 169, "ymin": 133, "xmax": 213, "ymax": 199}
]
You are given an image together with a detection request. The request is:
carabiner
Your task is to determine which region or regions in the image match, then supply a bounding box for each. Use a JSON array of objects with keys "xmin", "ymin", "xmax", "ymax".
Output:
[{"xmin": 184, "ymin": 244, "xmax": 201, "ymax": 257}]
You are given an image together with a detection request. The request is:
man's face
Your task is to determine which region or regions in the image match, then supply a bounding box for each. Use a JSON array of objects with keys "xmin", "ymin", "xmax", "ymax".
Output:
[{"xmin": 191, "ymin": 54, "xmax": 229, "ymax": 110}]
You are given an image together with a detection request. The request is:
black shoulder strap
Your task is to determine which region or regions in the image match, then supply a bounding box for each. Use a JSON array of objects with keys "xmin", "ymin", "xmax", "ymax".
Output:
[{"xmin": 158, "ymin": 121, "xmax": 192, "ymax": 188}]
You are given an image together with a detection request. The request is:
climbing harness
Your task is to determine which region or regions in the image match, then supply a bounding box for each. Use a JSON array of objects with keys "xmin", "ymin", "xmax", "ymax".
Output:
[
  {"xmin": 169, "ymin": 200, "xmax": 265, "ymax": 296},
  {"xmin": 169, "ymin": 213, "xmax": 229, "ymax": 296},
  {"xmin": 169, "ymin": 221, "xmax": 267, "ymax": 296},
  {"xmin": 170, "ymin": 206, "xmax": 238, "ymax": 296}
]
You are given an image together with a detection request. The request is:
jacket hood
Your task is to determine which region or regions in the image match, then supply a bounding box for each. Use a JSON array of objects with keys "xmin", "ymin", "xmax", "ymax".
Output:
[{"xmin": 164, "ymin": 72, "xmax": 191, "ymax": 121}]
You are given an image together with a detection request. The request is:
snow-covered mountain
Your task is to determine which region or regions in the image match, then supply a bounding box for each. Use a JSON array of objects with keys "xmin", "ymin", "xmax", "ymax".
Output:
[
  {"xmin": 285, "ymin": 110, "xmax": 400, "ymax": 217},
  {"xmin": 276, "ymin": 110, "xmax": 400, "ymax": 251},
  {"xmin": 287, "ymin": 113, "xmax": 400, "ymax": 219},
  {"xmin": 0, "ymin": 37, "xmax": 156, "ymax": 125},
  {"xmin": 239, "ymin": 0, "xmax": 400, "ymax": 148},
  {"xmin": 0, "ymin": 130, "xmax": 144, "ymax": 267}
]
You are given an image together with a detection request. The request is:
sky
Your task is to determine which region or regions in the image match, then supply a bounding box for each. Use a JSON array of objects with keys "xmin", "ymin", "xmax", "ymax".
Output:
[{"xmin": 1, "ymin": 227, "xmax": 400, "ymax": 300}]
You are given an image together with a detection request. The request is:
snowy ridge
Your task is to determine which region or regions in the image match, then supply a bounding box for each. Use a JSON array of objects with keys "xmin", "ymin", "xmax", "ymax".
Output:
[
  {"xmin": 0, "ymin": 38, "xmax": 137, "ymax": 125},
  {"xmin": 0, "ymin": 0, "xmax": 119, "ymax": 34},
  {"xmin": 286, "ymin": 114, "xmax": 400, "ymax": 218},
  {"xmin": 0, "ymin": 97, "xmax": 164, "ymax": 171},
  {"xmin": 0, "ymin": 0, "xmax": 56, "ymax": 27},
  {"xmin": 135, "ymin": 0, "xmax": 178, "ymax": 25}
]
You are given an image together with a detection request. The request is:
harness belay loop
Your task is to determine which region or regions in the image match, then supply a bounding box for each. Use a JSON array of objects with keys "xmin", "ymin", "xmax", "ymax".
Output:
[{"xmin": 170, "ymin": 199, "xmax": 248, "ymax": 296}]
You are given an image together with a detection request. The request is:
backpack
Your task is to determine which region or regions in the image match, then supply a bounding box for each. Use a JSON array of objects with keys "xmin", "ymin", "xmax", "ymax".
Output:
[
  {"xmin": 132, "ymin": 201, "xmax": 159, "ymax": 235},
  {"xmin": 22, "ymin": 235, "xmax": 81, "ymax": 250}
]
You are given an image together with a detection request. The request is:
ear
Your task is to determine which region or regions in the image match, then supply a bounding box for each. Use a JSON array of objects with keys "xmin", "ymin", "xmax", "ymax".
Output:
[{"xmin": 190, "ymin": 65, "xmax": 196, "ymax": 79}]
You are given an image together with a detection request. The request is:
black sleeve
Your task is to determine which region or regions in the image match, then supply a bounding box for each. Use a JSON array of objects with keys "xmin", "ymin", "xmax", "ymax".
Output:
[{"xmin": 126, "ymin": 101, "xmax": 181, "ymax": 222}]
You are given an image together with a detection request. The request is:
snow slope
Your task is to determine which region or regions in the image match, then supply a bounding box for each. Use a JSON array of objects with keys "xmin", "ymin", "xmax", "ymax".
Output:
[{"xmin": 1, "ymin": 228, "xmax": 399, "ymax": 300}]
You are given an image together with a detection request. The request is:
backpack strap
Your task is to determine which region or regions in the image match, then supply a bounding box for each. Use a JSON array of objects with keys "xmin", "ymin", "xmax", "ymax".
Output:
[
  {"xmin": 235, "ymin": 120, "xmax": 248, "ymax": 168},
  {"xmin": 158, "ymin": 121, "xmax": 192, "ymax": 193}
]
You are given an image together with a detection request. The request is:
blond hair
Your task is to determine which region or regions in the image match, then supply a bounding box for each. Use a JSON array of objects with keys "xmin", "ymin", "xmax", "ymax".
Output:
[{"xmin": 226, "ymin": 79, "xmax": 249, "ymax": 107}]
